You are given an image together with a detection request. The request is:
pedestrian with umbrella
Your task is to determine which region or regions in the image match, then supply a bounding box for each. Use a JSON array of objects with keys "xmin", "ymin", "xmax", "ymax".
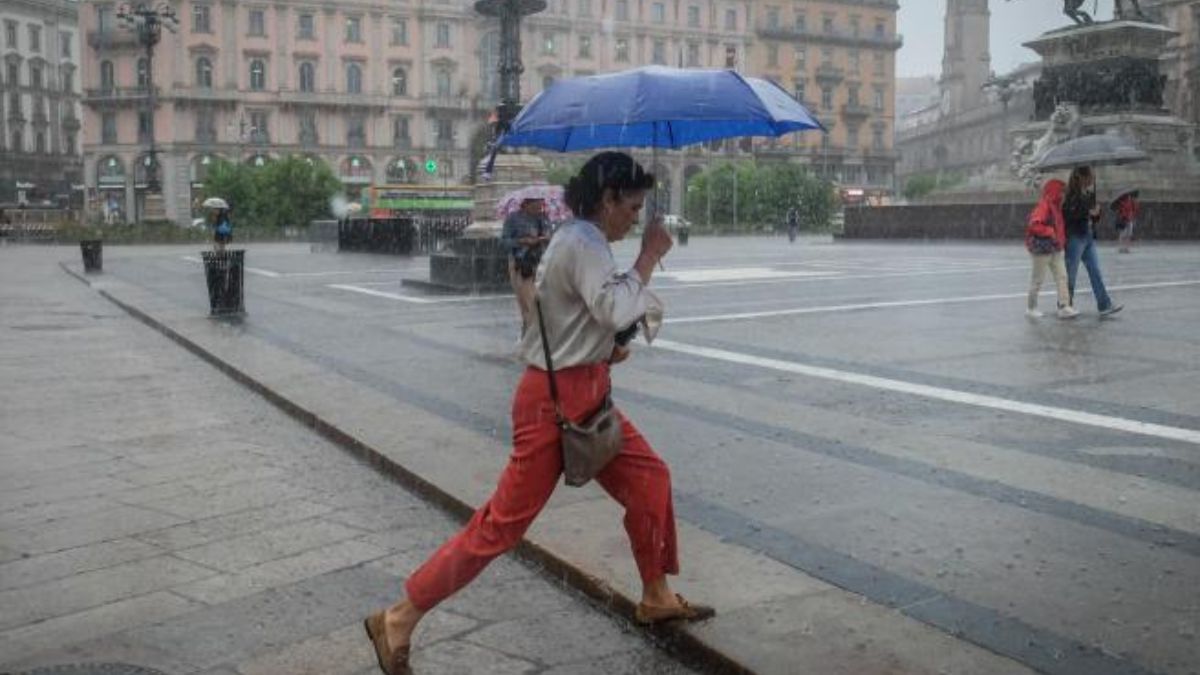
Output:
[
  {"xmin": 364, "ymin": 68, "xmax": 822, "ymax": 674},
  {"xmin": 1110, "ymin": 187, "xmax": 1140, "ymax": 254},
  {"xmin": 1034, "ymin": 134, "xmax": 1147, "ymax": 317},
  {"xmin": 202, "ymin": 197, "xmax": 233, "ymax": 252}
]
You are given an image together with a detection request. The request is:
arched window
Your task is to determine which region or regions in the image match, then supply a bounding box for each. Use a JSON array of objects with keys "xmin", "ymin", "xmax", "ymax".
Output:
[
  {"xmin": 298, "ymin": 62, "xmax": 315, "ymax": 92},
  {"xmin": 97, "ymin": 155, "xmax": 125, "ymax": 185},
  {"xmin": 196, "ymin": 57, "xmax": 213, "ymax": 88},
  {"xmin": 392, "ymin": 67, "xmax": 407, "ymax": 96},
  {"xmin": 346, "ymin": 63, "xmax": 362, "ymax": 94},
  {"xmin": 249, "ymin": 59, "xmax": 266, "ymax": 91},
  {"xmin": 136, "ymin": 58, "xmax": 150, "ymax": 88},
  {"xmin": 100, "ymin": 60, "xmax": 114, "ymax": 91}
]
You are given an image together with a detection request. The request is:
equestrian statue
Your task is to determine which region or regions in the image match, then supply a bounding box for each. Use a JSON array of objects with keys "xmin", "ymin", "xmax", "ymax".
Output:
[{"xmin": 1006, "ymin": 0, "xmax": 1147, "ymax": 26}]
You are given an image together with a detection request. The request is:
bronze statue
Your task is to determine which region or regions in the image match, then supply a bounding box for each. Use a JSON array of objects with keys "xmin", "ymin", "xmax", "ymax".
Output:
[{"xmin": 1006, "ymin": 0, "xmax": 1147, "ymax": 26}]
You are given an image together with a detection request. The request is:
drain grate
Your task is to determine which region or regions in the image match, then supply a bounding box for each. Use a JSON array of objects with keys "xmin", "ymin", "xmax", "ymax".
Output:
[{"xmin": 15, "ymin": 665, "xmax": 172, "ymax": 675}]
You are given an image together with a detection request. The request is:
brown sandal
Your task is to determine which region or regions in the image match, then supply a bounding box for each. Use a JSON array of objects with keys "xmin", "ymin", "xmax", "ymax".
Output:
[
  {"xmin": 364, "ymin": 610, "xmax": 412, "ymax": 675},
  {"xmin": 635, "ymin": 593, "xmax": 716, "ymax": 625}
]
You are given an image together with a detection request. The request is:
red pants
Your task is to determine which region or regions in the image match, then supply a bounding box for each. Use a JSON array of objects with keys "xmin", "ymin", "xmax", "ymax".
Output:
[{"xmin": 405, "ymin": 363, "xmax": 679, "ymax": 611}]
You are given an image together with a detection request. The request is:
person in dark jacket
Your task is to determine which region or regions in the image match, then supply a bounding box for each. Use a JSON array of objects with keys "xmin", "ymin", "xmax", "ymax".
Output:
[{"xmin": 1062, "ymin": 167, "xmax": 1122, "ymax": 317}]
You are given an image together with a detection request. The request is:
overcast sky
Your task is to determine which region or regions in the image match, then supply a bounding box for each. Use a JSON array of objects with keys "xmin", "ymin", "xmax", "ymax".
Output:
[{"xmin": 897, "ymin": 1, "xmax": 1078, "ymax": 78}]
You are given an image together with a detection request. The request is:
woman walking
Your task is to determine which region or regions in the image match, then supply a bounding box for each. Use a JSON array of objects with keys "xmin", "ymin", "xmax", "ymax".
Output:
[
  {"xmin": 363, "ymin": 152, "xmax": 714, "ymax": 675},
  {"xmin": 1024, "ymin": 179, "xmax": 1078, "ymax": 319},
  {"xmin": 1063, "ymin": 167, "xmax": 1123, "ymax": 317}
]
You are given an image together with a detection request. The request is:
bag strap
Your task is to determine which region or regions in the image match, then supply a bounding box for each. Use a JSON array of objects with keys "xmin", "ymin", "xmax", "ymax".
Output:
[{"xmin": 534, "ymin": 298, "xmax": 566, "ymax": 425}]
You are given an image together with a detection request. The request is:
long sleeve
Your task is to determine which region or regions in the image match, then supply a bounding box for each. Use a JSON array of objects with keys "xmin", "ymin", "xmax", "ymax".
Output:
[{"xmin": 569, "ymin": 239, "xmax": 648, "ymax": 332}]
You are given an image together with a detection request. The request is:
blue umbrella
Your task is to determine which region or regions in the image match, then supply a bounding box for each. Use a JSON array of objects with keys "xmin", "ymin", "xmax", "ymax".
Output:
[{"xmin": 496, "ymin": 66, "xmax": 824, "ymax": 152}]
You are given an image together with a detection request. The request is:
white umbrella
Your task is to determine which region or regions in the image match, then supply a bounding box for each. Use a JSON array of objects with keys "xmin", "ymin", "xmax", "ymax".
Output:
[
  {"xmin": 201, "ymin": 197, "xmax": 229, "ymax": 209},
  {"xmin": 1034, "ymin": 134, "xmax": 1150, "ymax": 172}
]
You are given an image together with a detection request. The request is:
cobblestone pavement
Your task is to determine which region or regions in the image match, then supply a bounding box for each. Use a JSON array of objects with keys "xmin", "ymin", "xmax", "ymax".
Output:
[{"xmin": 0, "ymin": 248, "xmax": 696, "ymax": 675}]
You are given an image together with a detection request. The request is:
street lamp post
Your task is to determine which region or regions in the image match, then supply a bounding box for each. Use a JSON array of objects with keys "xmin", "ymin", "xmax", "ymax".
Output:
[
  {"xmin": 117, "ymin": 3, "xmax": 178, "ymax": 219},
  {"xmin": 474, "ymin": 0, "xmax": 546, "ymax": 139}
]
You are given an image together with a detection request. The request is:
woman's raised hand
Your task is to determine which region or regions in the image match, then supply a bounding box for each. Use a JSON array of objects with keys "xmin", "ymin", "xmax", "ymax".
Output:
[{"xmin": 641, "ymin": 216, "xmax": 673, "ymax": 263}]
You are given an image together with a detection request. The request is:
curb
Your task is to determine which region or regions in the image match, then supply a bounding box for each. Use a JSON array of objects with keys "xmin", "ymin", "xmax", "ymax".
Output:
[{"xmin": 60, "ymin": 262, "xmax": 753, "ymax": 675}]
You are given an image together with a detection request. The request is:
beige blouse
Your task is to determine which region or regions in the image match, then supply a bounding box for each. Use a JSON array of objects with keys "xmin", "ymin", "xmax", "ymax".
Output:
[{"xmin": 519, "ymin": 219, "xmax": 663, "ymax": 370}]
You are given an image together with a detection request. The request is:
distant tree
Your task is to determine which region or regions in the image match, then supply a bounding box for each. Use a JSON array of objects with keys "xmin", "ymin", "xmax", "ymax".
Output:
[
  {"xmin": 684, "ymin": 161, "xmax": 835, "ymax": 231},
  {"xmin": 200, "ymin": 156, "xmax": 340, "ymax": 229},
  {"xmin": 902, "ymin": 172, "xmax": 965, "ymax": 202}
]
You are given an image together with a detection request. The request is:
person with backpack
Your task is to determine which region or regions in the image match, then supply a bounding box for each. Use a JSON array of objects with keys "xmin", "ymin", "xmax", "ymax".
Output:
[
  {"xmin": 1063, "ymin": 166, "xmax": 1123, "ymax": 317},
  {"xmin": 1025, "ymin": 178, "xmax": 1078, "ymax": 319}
]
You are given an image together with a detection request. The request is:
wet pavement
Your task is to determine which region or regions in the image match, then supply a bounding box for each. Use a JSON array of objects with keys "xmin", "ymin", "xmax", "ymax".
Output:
[
  {"xmin": 0, "ymin": 249, "xmax": 697, "ymax": 675},
  {"xmin": 25, "ymin": 235, "xmax": 1200, "ymax": 674}
]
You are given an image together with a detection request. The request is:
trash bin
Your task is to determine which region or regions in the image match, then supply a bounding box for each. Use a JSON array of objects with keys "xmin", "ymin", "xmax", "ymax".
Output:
[
  {"xmin": 80, "ymin": 240, "xmax": 103, "ymax": 273},
  {"xmin": 677, "ymin": 227, "xmax": 690, "ymax": 246},
  {"xmin": 201, "ymin": 249, "xmax": 244, "ymax": 316}
]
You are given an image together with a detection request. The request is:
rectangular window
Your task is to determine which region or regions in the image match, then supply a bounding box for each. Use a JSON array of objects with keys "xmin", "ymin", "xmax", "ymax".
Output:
[
  {"xmin": 616, "ymin": 0, "xmax": 629, "ymax": 21},
  {"xmin": 138, "ymin": 110, "xmax": 153, "ymax": 143},
  {"xmin": 97, "ymin": 6, "xmax": 114, "ymax": 33},
  {"xmin": 30, "ymin": 64, "xmax": 42, "ymax": 90},
  {"xmin": 823, "ymin": 15, "xmax": 834, "ymax": 34},
  {"xmin": 392, "ymin": 18, "xmax": 408, "ymax": 45},
  {"xmin": 687, "ymin": 6, "xmax": 700, "ymax": 27},
  {"xmin": 298, "ymin": 14, "xmax": 314, "ymax": 39},
  {"xmin": 821, "ymin": 87, "xmax": 832, "ymax": 110},
  {"xmin": 62, "ymin": 68, "xmax": 73, "ymax": 93},
  {"xmin": 766, "ymin": 7, "xmax": 780, "ymax": 30},
  {"xmin": 795, "ymin": 46, "xmax": 807, "ymax": 70},
  {"xmin": 578, "ymin": 34, "xmax": 591, "ymax": 58},
  {"xmin": 767, "ymin": 45, "xmax": 778, "ymax": 68},
  {"xmin": 250, "ymin": 111, "xmax": 269, "ymax": 143},
  {"xmin": 850, "ymin": 49, "xmax": 860, "ymax": 71},
  {"xmin": 578, "ymin": 0, "xmax": 592, "ymax": 16},
  {"xmin": 347, "ymin": 115, "xmax": 366, "ymax": 148},
  {"xmin": 822, "ymin": 46, "xmax": 833, "ymax": 64},
  {"xmin": 195, "ymin": 108, "xmax": 216, "ymax": 143},
  {"xmin": 29, "ymin": 25, "xmax": 40, "ymax": 53},
  {"xmin": 652, "ymin": 40, "xmax": 665, "ymax": 65},
  {"xmin": 436, "ymin": 118, "xmax": 453, "ymax": 147},
  {"xmin": 61, "ymin": 32, "xmax": 72, "ymax": 58},
  {"xmin": 873, "ymin": 86, "xmax": 885, "ymax": 111},
  {"xmin": 850, "ymin": 15, "xmax": 861, "ymax": 37},
  {"xmin": 725, "ymin": 44, "xmax": 736, "ymax": 68},
  {"xmin": 874, "ymin": 51, "xmax": 886, "ymax": 76},
  {"xmin": 794, "ymin": 12, "xmax": 806, "ymax": 32},
  {"xmin": 194, "ymin": 5, "xmax": 211, "ymax": 33},
  {"xmin": 249, "ymin": 9, "xmax": 265, "ymax": 36},
  {"xmin": 873, "ymin": 127, "xmax": 885, "ymax": 149},
  {"xmin": 724, "ymin": 9, "xmax": 737, "ymax": 30},
  {"xmin": 436, "ymin": 23, "xmax": 450, "ymax": 48},
  {"xmin": 793, "ymin": 80, "xmax": 805, "ymax": 103},
  {"xmin": 8, "ymin": 63, "xmax": 19, "ymax": 88},
  {"xmin": 686, "ymin": 42, "xmax": 700, "ymax": 67},
  {"xmin": 846, "ymin": 127, "xmax": 859, "ymax": 149},
  {"xmin": 875, "ymin": 20, "xmax": 886, "ymax": 38},
  {"xmin": 542, "ymin": 33, "xmax": 556, "ymax": 55},
  {"xmin": 346, "ymin": 16, "xmax": 362, "ymax": 43},
  {"xmin": 4, "ymin": 21, "xmax": 16, "ymax": 49},
  {"xmin": 652, "ymin": 3, "xmax": 665, "ymax": 23},
  {"xmin": 394, "ymin": 116, "xmax": 410, "ymax": 148},
  {"xmin": 615, "ymin": 38, "xmax": 629, "ymax": 62}
]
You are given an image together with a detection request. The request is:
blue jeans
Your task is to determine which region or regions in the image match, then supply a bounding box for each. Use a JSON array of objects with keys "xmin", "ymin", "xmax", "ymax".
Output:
[{"xmin": 1065, "ymin": 232, "xmax": 1113, "ymax": 311}]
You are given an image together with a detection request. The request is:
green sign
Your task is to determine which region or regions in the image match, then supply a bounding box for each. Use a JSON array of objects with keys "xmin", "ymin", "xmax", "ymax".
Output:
[{"xmin": 425, "ymin": 159, "xmax": 438, "ymax": 174}]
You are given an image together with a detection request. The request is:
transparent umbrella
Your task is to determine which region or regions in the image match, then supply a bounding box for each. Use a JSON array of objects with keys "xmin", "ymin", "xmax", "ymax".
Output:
[{"xmin": 1034, "ymin": 134, "xmax": 1150, "ymax": 172}]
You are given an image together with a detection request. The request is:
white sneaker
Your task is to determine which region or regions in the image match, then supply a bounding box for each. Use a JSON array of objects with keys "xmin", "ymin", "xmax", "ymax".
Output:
[
  {"xmin": 1025, "ymin": 309, "xmax": 1044, "ymax": 319},
  {"xmin": 1057, "ymin": 306, "xmax": 1080, "ymax": 319}
]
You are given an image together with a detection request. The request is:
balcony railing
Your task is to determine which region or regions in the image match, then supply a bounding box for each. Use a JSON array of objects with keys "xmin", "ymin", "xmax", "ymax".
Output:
[
  {"xmin": 422, "ymin": 94, "xmax": 472, "ymax": 113},
  {"xmin": 815, "ymin": 64, "xmax": 845, "ymax": 82},
  {"xmin": 756, "ymin": 22, "xmax": 903, "ymax": 50},
  {"xmin": 841, "ymin": 103, "xmax": 871, "ymax": 119},
  {"xmin": 86, "ymin": 30, "xmax": 141, "ymax": 50},
  {"xmin": 277, "ymin": 89, "xmax": 389, "ymax": 109},
  {"xmin": 170, "ymin": 87, "xmax": 242, "ymax": 104},
  {"xmin": 84, "ymin": 86, "xmax": 158, "ymax": 103}
]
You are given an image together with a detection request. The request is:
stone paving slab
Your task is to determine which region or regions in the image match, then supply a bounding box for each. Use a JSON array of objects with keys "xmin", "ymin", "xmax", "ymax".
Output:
[
  {"xmin": 42, "ymin": 251, "xmax": 1046, "ymax": 675},
  {"xmin": 0, "ymin": 249, "xmax": 696, "ymax": 675}
]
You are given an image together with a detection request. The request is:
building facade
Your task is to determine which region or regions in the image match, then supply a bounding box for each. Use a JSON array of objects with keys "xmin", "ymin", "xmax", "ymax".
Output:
[
  {"xmin": 1150, "ymin": 0, "xmax": 1200, "ymax": 127},
  {"xmin": 1, "ymin": 0, "xmax": 82, "ymax": 205},
  {"xmin": 80, "ymin": 0, "xmax": 900, "ymax": 224}
]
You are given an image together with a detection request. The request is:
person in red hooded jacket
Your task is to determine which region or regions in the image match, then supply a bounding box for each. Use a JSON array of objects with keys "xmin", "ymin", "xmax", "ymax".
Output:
[{"xmin": 1025, "ymin": 179, "xmax": 1078, "ymax": 319}]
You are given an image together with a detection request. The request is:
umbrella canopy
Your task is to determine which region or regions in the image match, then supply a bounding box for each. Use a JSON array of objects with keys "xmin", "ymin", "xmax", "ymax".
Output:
[
  {"xmin": 497, "ymin": 66, "xmax": 824, "ymax": 152},
  {"xmin": 495, "ymin": 184, "xmax": 572, "ymax": 223},
  {"xmin": 201, "ymin": 197, "xmax": 229, "ymax": 210},
  {"xmin": 1108, "ymin": 186, "xmax": 1141, "ymax": 209},
  {"xmin": 1034, "ymin": 134, "xmax": 1150, "ymax": 172}
]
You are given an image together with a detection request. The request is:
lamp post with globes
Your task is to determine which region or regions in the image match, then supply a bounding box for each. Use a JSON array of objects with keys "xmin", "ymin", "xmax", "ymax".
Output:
[{"xmin": 116, "ymin": 3, "xmax": 178, "ymax": 220}]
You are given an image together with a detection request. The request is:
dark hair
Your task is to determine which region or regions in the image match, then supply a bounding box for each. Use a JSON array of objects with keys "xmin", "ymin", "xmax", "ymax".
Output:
[
  {"xmin": 564, "ymin": 152, "xmax": 655, "ymax": 219},
  {"xmin": 1066, "ymin": 166, "xmax": 1094, "ymax": 199}
]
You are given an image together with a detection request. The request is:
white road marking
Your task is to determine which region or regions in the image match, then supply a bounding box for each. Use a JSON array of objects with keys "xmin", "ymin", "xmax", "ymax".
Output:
[
  {"xmin": 655, "ymin": 264, "xmax": 1029, "ymax": 291},
  {"xmin": 180, "ymin": 255, "xmax": 279, "ymax": 278},
  {"xmin": 652, "ymin": 339, "xmax": 1200, "ymax": 446},
  {"xmin": 659, "ymin": 267, "xmax": 835, "ymax": 283},
  {"xmin": 667, "ymin": 279, "xmax": 1200, "ymax": 324},
  {"xmin": 326, "ymin": 283, "xmax": 513, "ymax": 304}
]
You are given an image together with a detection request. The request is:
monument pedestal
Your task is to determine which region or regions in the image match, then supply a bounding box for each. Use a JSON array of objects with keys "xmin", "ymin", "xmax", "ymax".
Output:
[
  {"xmin": 1011, "ymin": 21, "xmax": 1200, "ymax": 200},
  {"xmin": 402, "ymin": 152, "xmax": 548, "ymax": 294}
]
